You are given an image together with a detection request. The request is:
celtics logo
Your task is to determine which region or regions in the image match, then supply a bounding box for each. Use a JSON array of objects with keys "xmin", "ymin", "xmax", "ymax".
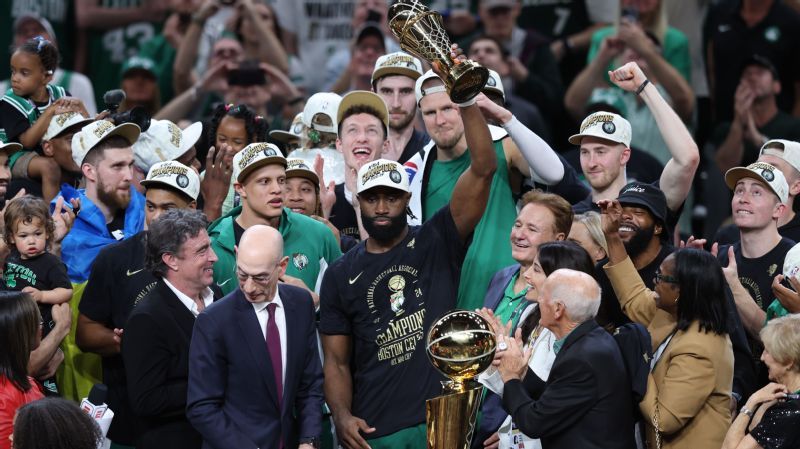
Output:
[
  {"xmin": 762, "ymin": 168, "xmax": 775, "ymax": 182},
  {"xmin": 389, "ymin": 170, "xmax": 402, "ymax": 184},
  {"xmin": 292, "ymin": 253, "xmax": 309, "ymax": 271},
  {"xmin": 176, "ymin": 174, "xmax": 189, "ymax": 188},
  {"xmin": 765, "ymin": 26, "xmax": 780, "ymax": 43},
  {"xmin": 292, "ymin": 123, "xmax": 304, "ymax": 134},
  {"xmin": 602, "ymin": 121, "xmax": 616, "ymax": 135},
  {"xmin": 388, "ymin": 274, "xmax": 406, "ymax": 314},
  {"xmin": 264, "ymin": 147, "xmax": 277, "ymax": 157},
  {"xmin": 487, "ymin": 76, "xmax": 496, "ymax": 87}
]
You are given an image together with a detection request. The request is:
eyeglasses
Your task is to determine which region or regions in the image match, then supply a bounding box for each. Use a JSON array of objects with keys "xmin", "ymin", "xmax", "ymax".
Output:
[
  {"xmin": 654, "ymin": 270, "xmax": 678, "ymax": 285},
  {"xmin": 236, "ymin": 269, "xmax": 275, "ymax": 285}
]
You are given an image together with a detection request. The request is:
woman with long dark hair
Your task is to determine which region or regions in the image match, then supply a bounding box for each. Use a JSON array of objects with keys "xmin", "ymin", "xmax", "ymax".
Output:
[
  {"xmin": 601, "ymin": 199, "xmax": 732, "ymax": 449},
  {"xmin": 0, "ymin": 292, "xmax": 44, "ymax": 449}
]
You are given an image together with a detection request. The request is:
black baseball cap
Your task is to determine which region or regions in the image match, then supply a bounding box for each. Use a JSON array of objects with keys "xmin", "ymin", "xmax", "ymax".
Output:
[
  {"xmin": 617, "ymin": 182, "xmax": 667, "ymax": 223},
  {"xmin": 741, "ymin": 54, "xmax": 778, "ymax": 78}
]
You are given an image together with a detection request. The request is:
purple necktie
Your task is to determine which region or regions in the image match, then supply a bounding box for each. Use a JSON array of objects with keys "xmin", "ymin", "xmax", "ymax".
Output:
[{"xmin": 266, "ymin": 303, "xmax": 283, "ymax": 408}]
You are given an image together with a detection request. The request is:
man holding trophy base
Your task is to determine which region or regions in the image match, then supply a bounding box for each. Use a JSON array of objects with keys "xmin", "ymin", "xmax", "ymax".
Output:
[{"xmin": 319, "ymin": 8, "xmax": 497, "ymax": 445}]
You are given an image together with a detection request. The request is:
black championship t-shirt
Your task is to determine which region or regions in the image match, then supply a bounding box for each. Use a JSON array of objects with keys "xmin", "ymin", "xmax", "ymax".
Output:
[
  {"xmin": 4, "ymin": 251, "xmax": 71, "ymax": 334},
  {"xmin": 719, "ymin": 238, "xmax": 796, "ymax": 312},
  {"xmin": 329, "ymin": 183, "xmax": 360, "ymax": 241},
  {"xmin": 79, "ymin": 231, "xmax": 157, "ymax": 444},
  {"xmin": 319, "ymin": 206, "xmax": 468, "ymax": 438}
]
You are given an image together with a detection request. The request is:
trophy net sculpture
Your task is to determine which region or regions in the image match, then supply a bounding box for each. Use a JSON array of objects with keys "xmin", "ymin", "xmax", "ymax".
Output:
[
  {"xmin": 426, "ymin": 310, "xmax": 497, "ymax": 449},
  {"xmin": 388, "ymin": 0, "xmax": 489, "ymax": 103}
]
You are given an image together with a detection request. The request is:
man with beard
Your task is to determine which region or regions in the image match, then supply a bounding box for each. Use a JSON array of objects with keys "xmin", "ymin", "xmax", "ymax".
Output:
[
  {"xmin": 208, "ymin": 143, "xmax": 341, "ymax": 297},
  {"xmin": 326, "ymin": 90, "xmax": 392, "ymax": 243},
  {"xmin": 371, "ymin": 51, "xmax": 429, "ymax": 164},
  {"xmin": 76, "ymin": 161, "xmax": 201, "ymax": 447},
  {"xmin": 320, "ymin": 67, "xmax": 496, "ymax": 447}
]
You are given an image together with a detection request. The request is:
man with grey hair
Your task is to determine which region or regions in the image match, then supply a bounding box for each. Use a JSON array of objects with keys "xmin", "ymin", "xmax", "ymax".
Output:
[
  {"xmin": 495, "ymin": 269, "xmax": 636, "ymax": 449},
  {"xmin": 122, "ymin": 209, "xmax": 222, "ymax": 449}
]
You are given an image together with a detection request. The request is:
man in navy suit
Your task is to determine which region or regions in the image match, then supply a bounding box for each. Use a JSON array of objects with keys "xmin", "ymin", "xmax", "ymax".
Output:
[{"xmin": 187, "ymin": 225, "xmax": 323, "ymax": 449}]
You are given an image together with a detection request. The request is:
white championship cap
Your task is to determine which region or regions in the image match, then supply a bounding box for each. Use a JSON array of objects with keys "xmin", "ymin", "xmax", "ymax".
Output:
[
  {"xmin": 232, "ymin": 142, "xmax": 287, "ymax": 183},
  {"xmin": 568, "ymin": 111, "xmax": 632, "ymax": 147},
  {"xmin": 725, "ymin": 161, "xmax": 789, "ymax": 205},
  {"xmin": 357, "ymin": 158, "xmax": 410, "ymax": 194},
  {"xmin": 43, "ymin": 112, "xmax": 93, "ymax": 141},
  {"xmin": 140, "ymin": 160, "xmax": 201, "ymax": 200},
  {"xmin": 72, "ymin": 120, "xmax": 141, "ymax": 167},
  {"xmin": 133, "ymin": 119, "xmax": 203, "ymax": 171},
  {"xmin": 303, "ymin": 92, "xmax": 342, "ymax": 134}
]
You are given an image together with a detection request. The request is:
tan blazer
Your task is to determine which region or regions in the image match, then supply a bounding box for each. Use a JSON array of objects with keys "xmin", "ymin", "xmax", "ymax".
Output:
[{"xmin": 605, "ymin": 257, "xmax": 734, "ymax": 449}]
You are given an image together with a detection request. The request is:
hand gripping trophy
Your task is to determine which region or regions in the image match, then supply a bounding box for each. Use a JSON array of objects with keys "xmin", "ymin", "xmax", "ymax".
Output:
[
  {"xmin": 388, "ymin": 0, "xmax": 489, "ymax": 103},
  {"xmin": 426, "ymin": 311, "xmax": 497, "ymax": 449}
]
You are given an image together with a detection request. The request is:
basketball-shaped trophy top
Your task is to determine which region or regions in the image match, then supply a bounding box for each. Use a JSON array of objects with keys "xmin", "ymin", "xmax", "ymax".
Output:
[{"xmin": 426, "ymin": 310, "xmax": 497, "ymax": 383}]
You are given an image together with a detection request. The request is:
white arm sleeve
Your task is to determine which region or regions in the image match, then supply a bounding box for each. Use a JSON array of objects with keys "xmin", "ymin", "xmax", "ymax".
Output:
[{"xmin": 502, "ymin": 116, "xmax": 565, "ymax": 185}]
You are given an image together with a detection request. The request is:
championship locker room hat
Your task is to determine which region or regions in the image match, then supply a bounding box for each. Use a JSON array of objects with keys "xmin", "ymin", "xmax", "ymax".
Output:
[
  {"xmin": 569, "ymin": 111, "xmax": 632, "ymax": 147},
  {"xmin": 482, "ymin": 69, "xmax": 505, "ymax": 101},
  {"xmin": 725, "ymin": 161, "xmax": 789, "ymax": 204},
  {"xmin": 783, "ymin": 242, "xmax": 800, "ymax": 280},
  {"xmin": 140, "ymin": 160, "xmax": 200, "ymax": 201},
  {"xmin": 133, "ymin": 119, "xmax": 203, "ymax": 171},
  {"xmin": 415, "ymin": 70, "xmax": 447, "ymax": 106},
  {"xmin": 72, "ymin": 120, "xmax": 141, "ymax": 167},
  {"xmin": 232, "ymin": 142, "xmax": 287, "ymax": 183},
  {"xmin": 337, "ymin": 90, "xmax": 390, "ymax": 129},
  {"xmin": 303, "ymin": 92, "xmax": 342, "ymax": 134},
  {"xmin": 43, "ymin": 112, "xmax": 93, "ymax": 141},
  {"xmin": 760, "ymin": 139, "xmax": 800, "ymax": 175},
  {"xmin": 286, "ymin": 158, "xmax": 320, "ymax": 186},
  {"xmin": 270, "ymin": 112, "xmax": 305, "ymax": 144},
  {"xmin": 0, "ymin": 142, "xmax": 22, "ymax": 154},
  {"xmin": 617, "ymin": 182, "xmax": 667, "ymax": 223},
  {"xmin": 357, "ymin": 159, "xmax": 410, "ymax": 194},
  {"xmin": 372, "ymin": 51, "xmax": 424, "ymax": 85}
]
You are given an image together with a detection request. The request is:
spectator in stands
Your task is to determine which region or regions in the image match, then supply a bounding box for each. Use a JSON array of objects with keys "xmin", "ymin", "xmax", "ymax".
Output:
[
  {"xmin": 0, "ymin": 291, "xmax": 45, "ymax": 449},
  {"xmin": 569, "ymin": 211, "xmax": 608, "ymax": 262},
  {"xmin": 118, "ymin": 56, "xmax": 161, "ymax": 117},
  {"xmin": 11, "ymin": 397, "xmax": 103, "ymax": 449},
  {"xmin": 722, "ymin": 314, "xmax": 800, "ymax": 449},
  {"xmin": 602, "ymin": 198, "xmax": 733, "ymax": 449},
  {"xmin": 706, "ymin": 0, "xmax": 800, "ymax": 121}
]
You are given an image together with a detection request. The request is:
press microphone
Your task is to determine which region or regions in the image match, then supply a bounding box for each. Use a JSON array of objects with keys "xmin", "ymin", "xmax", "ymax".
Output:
[{"xmin": 81, "ymin": 384, "xmax": 109, "ymax": 419}]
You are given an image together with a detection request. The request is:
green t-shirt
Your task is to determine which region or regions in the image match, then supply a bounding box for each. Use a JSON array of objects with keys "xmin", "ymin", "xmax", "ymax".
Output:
[
  {"xmin": 86, "ymin": 0, "xmax": 162, "ymax": 107},
  {"xmin": 423, "ymin": 140, "xmax": 518, "ymax": 311},
  {"xmin": 493, "ymin": 271, "xmax": 529, "ymax": 333},
  {"xmin": 138, "ymin": 34, "xmax": 176, "ymax": 104},
  {"xmin": 587, "ymin": 26, "xmax": 692, "ymax": 85}
]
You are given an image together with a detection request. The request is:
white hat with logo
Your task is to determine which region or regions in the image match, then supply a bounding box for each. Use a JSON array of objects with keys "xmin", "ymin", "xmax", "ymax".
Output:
[
  {"xmin": 568, "ymin": 111, "xmax": 632, "ymax": 147},
  {"xmin": 140, "ymin": 160, "xmax": 200, "ymax": 200},
  {"xmin": 414, "ymin": 70, "xmax": 447, "ymax": 106},
  {"xmin": 286, "ymin": 158, "xmax": 320, "ymax": 186},
  {"xmin": 357, "ymin": 158, "xmax": 410, "ymax": 194},
  {"xmin": 372, "ymin": 51, "xmax": 424, "ymax": 85},
  {"xmin": 270, "ymin": 112, "xmax": 305, "ymax": 144},
  {"xmin": 725, "ymin": 161, "xmax": 789, "ymax": 204},
  {"xmin": 133, "ymin": 119, "xmax": 203, "ymax": 171},
  {"xmin": 482, "ymin": 69, "xmax": 505, "ymax": 101},
  {"xmin": 232, "ymin": 142, "xmax": 287, "ymax": 183},
  {"xmin": 72, "ymin": 120, "xmax": 141, "ymax": 167},
  {"xmin": 43, "ymin": 112, "xmax": 94, "ymax": 141},
  {"xmin": 760, "ymin": 139, "xmax": 800, "ymax": 175},
  {"xmin": 303, "ymin": 92, "xmax": 342, "ymax": 134}
]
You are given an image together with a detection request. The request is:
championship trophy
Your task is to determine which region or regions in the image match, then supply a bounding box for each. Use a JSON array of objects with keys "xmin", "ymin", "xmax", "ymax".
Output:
[
  {"xmin": 388, "ymin": 0, "xmax": 489, "ymax": 103},
  {"xmin": 426, "ymin": 310, "xmax": 497, "ymax": 449}
]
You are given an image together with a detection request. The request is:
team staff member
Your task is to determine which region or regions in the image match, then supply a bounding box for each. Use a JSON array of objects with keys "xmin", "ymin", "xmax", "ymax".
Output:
[
  {"xmin": 208, "ymin": 143, "xmax": 341, "ymax": 299},
  {"xmin": 320, "ymin": 55, "xmax": 497, "ymax": 449},
  {"xmin": 76, "ymin": 161, "xmax": 200, "ymax": 447}
]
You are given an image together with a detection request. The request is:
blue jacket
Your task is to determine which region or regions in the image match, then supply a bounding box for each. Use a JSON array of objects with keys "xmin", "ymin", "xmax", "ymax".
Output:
[{"xmin": 55, "ymin": 184, "xmax": 145, "ymax": 283}]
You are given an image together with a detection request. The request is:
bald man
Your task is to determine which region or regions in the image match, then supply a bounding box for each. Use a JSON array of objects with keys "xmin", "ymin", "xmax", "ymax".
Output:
[
  {"xmin": 495, "ymin": 269, "xmax": 636, "ymax": 449},
  {"xmin": 187, "ymin": 225, "xmax": 324, "ymax": 449}
]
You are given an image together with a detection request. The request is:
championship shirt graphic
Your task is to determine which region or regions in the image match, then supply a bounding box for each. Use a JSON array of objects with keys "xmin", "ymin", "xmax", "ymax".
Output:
[{"xmin": 367, "ymin": 264, "xmax": 426, "ymax": 366}]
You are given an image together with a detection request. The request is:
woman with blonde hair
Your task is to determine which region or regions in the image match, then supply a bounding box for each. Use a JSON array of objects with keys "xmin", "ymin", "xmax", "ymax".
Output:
[
  {"xmin": 569, "ymin": 211, "xmax": 608, "ymax": 262},
  {"xmin": 722, "ymin": 314, "xmax": 800, "ymax": 449}
]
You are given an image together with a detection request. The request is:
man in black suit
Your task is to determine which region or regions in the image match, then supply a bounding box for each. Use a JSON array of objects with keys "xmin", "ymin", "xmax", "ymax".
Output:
[
  {"xmin": 122, "ymin": 209, "xmax": 222, "ymax": 449},
  {"xmin": 187, "ymin": 224, "xmax": 323, "ymax": 449},
  {"xmin": 496, "ymin": 269, "xmax": 636, "ymax": 449}
]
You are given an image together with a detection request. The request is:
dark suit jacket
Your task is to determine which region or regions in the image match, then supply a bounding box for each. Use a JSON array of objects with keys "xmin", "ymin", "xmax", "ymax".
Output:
[
  {"xmin": 122, "ymin": 280, "xmax": 221, "ymax": 449},
  {"xmin": 473, "ymin": 265, "xmax": 519, "ymax": 449},
  {"xmin": 502, "ymin": 320, "xmax": 636, "ymax": 449},
  {"xmin": 186, "ymin": 285, "xmax": 323, "ymax": 449}
]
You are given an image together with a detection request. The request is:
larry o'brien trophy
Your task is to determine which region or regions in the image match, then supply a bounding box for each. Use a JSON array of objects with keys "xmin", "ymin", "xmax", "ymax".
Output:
[
  {"xmin": 388, "ymin": 0, "xmax": 489, "ymax": 103},
  {"xmin": 426, "ymin": 310, "xmax": 497, "ymax": 449}
]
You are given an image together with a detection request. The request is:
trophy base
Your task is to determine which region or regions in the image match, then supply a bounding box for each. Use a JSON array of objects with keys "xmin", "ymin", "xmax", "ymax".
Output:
[
  {"xmin": 447, "ymin": 62, "xmax": 489, "ymax": 104},
  {"xmin": 426, "ymin": 384, "xmax": 482, "ymax": 449}
]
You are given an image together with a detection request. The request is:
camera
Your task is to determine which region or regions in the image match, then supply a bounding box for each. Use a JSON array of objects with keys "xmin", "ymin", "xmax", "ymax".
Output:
[
  {"xmin": 227, "ymin": 60, "xmax": 267, "ymax": 87},
  {"xmin": 102, "ymin": 89, "xmax": 151, "ymax": 132}
]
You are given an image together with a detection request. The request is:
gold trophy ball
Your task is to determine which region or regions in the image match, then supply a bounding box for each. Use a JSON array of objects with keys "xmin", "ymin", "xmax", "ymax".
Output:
[{"xmin": 426, "ymin": 310, "xmax": 497, "ymax": 383}]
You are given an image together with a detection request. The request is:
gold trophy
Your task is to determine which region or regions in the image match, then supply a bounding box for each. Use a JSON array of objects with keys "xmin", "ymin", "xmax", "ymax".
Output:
[
  {"xmin": 426, "ymin": 310, "xmax": 497, "ymax": 449},
  {"xmin": 388, "ymin": 0, "xmax": 489, "ymax": 103}
]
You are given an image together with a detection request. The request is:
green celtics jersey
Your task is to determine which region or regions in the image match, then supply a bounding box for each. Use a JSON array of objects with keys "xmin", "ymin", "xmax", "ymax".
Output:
[
  {"xmin": 2, "ymin": 84, "xmax": 67, "ymax": 126},
  {"xmin": 85, "ymin": 0, "xmax": 162, "ymax": 106},
  {"xmin": 423, "ymin": 139, "xmax": 517, "ymax": 311}
]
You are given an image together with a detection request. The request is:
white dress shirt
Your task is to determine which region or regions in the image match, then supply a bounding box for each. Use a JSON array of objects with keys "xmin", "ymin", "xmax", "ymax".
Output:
[
  {"xmin": 163, "ymin": 278, "xmax": 215, "ymax": 317},
  {"xmin": 252, "ymin": 289, "xmax": 287, "ymax": 386}
]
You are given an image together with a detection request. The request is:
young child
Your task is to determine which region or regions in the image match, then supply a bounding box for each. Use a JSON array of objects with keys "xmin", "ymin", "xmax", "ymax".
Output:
[
  {"xmin": 0, "ymin": 36, "xmax": 85, "ymax": 202},
  {"xmin": 2, "ymin": 195, "xmax": 72, "ymax": 395}
]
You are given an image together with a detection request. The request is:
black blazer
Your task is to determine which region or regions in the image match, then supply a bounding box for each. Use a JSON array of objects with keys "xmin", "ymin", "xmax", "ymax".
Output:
[
  {"xmin": 122, "ymin": 279, "xmax": 220, "ymax": 449},
  {"xmin": 187, "ymin": 285, "xmax": 323, "ymax": 449},
  {"xmin": 502, "ymin": 320, "xmax": 636, "ymax": 449}
]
